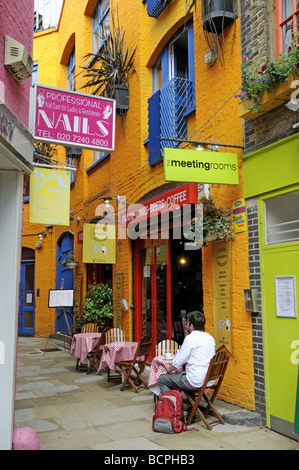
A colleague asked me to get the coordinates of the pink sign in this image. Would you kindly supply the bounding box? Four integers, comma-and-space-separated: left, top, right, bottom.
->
31, 84, 116, 151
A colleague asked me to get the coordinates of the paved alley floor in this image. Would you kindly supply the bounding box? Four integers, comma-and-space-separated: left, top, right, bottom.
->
14, 337, 298, 452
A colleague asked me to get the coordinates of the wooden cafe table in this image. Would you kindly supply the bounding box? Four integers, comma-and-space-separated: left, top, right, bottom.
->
70, 332, 102, 364
98, 341, 139, 373
148, 354, 183, 396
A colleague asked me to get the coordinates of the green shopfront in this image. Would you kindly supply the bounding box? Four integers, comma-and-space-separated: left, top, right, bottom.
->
243, 133, 299, 439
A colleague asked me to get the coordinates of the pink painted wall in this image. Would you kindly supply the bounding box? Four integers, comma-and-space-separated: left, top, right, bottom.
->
0, 0, 34, 128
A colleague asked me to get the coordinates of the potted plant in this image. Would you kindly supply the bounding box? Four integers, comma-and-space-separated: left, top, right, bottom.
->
82, 283, 113, 329
58, 251, 78, 269
81, 19, 136, 112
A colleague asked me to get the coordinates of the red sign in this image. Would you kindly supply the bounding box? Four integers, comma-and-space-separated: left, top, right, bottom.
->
120, 183, 198, 225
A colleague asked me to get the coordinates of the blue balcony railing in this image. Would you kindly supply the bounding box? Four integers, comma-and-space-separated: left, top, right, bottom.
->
147, 0, 171, 18
148, 78, 194, 166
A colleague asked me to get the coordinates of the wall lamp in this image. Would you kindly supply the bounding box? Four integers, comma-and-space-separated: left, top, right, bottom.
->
102, 196, 127, 208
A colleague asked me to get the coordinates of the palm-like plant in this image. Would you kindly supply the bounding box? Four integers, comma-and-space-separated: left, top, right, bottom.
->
81, 23, 136, 98
185, 0, 196, 18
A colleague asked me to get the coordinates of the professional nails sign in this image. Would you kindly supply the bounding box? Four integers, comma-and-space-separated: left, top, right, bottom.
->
30, 84, 116, 151
163, 148, 239, 185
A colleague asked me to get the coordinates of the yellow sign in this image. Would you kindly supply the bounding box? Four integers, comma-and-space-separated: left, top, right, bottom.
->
163, 148, 239, 185
83, 223, 116, 264
232, 199, 247, 233
212, 240, 233, 354
29, 168, 70, 225
115, 272, 123, 328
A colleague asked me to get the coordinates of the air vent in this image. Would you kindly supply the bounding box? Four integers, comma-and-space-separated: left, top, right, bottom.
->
4, 36, 33, 84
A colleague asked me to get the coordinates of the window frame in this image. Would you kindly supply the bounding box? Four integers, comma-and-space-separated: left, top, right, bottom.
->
276, 0, 299, 54
67, 47, 75, 91
92, 0, 110, 54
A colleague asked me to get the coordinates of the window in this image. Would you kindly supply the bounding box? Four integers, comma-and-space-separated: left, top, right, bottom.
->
67, 47, 75, 90
152, 23, 195, 96
32, 61, 38, 85
93, 0, 110, 53
264, 191, 299, 245
276, 0, 299, 54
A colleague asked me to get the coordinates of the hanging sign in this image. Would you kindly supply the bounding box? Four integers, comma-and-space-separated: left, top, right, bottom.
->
30, 84, 116, 152
29, 167, 70, 225
212, 239, 233, 354
232, 198, 247, 233
163, 148, 239, 185
83, 223, 116, 264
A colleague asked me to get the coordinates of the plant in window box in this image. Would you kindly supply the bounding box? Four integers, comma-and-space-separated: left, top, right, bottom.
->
82, 283, 113, 329
81, 19, 136, 112
58, 251, 78, 269
236, 33, 299, 116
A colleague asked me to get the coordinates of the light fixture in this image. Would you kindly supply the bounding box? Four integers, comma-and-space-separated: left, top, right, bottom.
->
196, 144, 205, 151
179, 257, 186, 265
102, 196, 126, 208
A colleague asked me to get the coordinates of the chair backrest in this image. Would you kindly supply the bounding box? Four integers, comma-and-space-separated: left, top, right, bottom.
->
155, 340, 180, 356
134, 335, 153, 364
106, 328, 125, 343
94, 326, 111, 349
204, 350, 229, 390
81, 323, 99, 333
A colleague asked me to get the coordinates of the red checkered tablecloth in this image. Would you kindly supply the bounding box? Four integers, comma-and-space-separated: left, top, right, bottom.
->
148, 355, 183, 395
70, 333, 102, 363
98, 341, 138, 372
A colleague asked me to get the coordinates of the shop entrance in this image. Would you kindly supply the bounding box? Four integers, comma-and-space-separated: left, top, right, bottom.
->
135, 235, 203, 359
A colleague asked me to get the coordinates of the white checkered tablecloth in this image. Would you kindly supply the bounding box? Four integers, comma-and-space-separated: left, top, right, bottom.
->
148, 355, 183, 395
98, 341, 138, 372
70, 333, 102, 363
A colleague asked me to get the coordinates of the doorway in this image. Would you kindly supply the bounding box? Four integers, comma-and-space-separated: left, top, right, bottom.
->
56, 233, 74, 336
18, 261, 35, 335
261, 189, 299, 438
135, 234, 203, 359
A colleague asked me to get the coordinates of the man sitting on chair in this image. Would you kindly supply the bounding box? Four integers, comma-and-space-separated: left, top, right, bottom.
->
158, 310, 215, 396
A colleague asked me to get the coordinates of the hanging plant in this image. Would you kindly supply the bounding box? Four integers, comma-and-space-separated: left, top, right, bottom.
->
186, 195, 233, 246
58, 251, 78, 269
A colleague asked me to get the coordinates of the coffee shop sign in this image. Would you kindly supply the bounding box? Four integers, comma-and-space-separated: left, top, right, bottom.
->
30, 84, 116, 152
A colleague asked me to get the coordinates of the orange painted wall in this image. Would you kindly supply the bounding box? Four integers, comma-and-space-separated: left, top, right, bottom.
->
26, 0, 254, 409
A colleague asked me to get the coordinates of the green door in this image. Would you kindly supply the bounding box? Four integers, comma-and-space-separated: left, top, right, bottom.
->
261, 190, 299, 438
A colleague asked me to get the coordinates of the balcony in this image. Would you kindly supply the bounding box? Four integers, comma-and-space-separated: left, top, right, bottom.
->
148, 78, 194, 166
146, 0, 171, 18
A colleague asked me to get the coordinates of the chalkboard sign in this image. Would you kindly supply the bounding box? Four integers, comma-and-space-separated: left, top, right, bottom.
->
48, 289, 74, 308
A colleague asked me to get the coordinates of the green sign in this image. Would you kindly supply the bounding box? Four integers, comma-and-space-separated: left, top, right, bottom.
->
163, 148, 239, 185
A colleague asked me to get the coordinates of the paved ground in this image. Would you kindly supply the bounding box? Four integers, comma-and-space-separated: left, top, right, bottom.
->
14, 337, 298, 452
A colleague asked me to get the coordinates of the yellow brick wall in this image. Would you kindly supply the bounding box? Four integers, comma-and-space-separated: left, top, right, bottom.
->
27, 0, 254, 409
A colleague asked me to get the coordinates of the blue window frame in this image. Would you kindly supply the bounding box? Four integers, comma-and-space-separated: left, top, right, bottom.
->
148, 23, 195, 166
93, 0, 110, 53
67, 47, 75, 91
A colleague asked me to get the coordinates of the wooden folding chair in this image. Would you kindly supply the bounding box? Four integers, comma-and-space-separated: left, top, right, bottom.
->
76, 323, 99, 369
155, 339, 180, 357
105, 328, 125, 382
185, 350, 229, 429
86, 326, 111, 374
116, 335, 153, 392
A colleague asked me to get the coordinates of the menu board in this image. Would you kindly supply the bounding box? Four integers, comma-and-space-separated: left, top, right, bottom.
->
48, 289, 74, 308
275, 276, 297, 318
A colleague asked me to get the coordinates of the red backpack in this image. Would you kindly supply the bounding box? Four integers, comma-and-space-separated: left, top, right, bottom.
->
152, 390, 184, 434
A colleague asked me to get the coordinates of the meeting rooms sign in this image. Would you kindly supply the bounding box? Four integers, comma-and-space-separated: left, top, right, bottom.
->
163, 148, 239, 185
30, 84, 116, 152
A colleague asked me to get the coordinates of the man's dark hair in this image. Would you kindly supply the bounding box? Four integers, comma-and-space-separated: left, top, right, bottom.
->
187, 310, 205, 331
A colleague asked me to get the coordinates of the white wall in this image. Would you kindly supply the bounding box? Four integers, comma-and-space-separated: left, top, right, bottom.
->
0, 171, 24, 450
